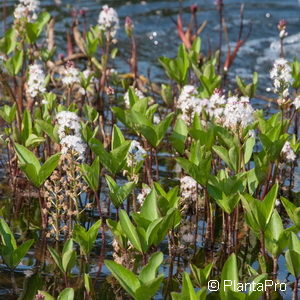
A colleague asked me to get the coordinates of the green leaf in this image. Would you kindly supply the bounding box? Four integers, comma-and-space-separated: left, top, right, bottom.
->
81, 157, 100, 192
61, 239, 76, 273
35, 120, 59, 143
281, 197, 300, 229
139, 252, 163, 284
14, 143, 40, 172
170, 118, 188, 154
135, 276, 164, 300
0, 104, 17, 124
112, 125, 125, 150
213, 145, 232, 170
89, 138, 130, 174
5, 50, 24, 75
139, 189, 159, 222
190, 263, 213, 288
154, 112, 174, 147
0, 28, 17, 54
265, 211, 286, 258
105, 260, 140, 298
286, 249, 300, 278
242, 184, 278, 232
57, 288, 74, 300
38, 153, 61, 186
49, 247, 64, 273
119, 210, 143, 253
0, 219, 16, 250
26, 12, 51, 43
73, 219, 101, 256
244, 137, 255, 164
171, 272, 205, 300
105, 175, 135, 208
220, 253, 239, 300
62, 249, 76, 274
25, 134, 45, 148
11, 239, 34, 268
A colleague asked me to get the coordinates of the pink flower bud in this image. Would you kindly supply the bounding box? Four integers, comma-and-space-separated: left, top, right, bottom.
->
125, 16, 134, 37
277, 19, 287, 31
190, 4, 198, 14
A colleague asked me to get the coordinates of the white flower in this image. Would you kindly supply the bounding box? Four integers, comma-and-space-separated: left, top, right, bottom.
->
60, 135, 86, 159
153, 114, 161, 124
223, 96, 255, 129
27, 64, 46, 98
270, 58, 292, 98
137, 187, 151, 205
56, 111, 86, 160
294, 96, 300, 110
14, 5, 27, 19
98, 5, 119, 38
127, 140, 147, 166
56, 111, 81, 139
177, 85, 208, 125
279, 29, 288, 39
281, 141, 296, 162
207, 90, 226, 119
180, 176, 201, 201
62, 65, 80, 86
124, 88, 144, 107
14, 0, 39, 21
20, 0, 40, 11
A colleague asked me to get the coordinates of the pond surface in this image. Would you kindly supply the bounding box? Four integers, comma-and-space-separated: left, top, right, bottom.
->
0, 0, 300, 299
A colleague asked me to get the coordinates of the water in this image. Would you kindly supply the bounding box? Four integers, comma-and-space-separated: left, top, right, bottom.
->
1, 0, 300, 299
2, 0, 300, 89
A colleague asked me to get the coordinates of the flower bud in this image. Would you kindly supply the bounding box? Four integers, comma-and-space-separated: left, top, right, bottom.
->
215, 0, 223, 10
79, 9, 86, 17
277, 19, 287, 31
190, 4, 198, 14
125, 16, 134, 37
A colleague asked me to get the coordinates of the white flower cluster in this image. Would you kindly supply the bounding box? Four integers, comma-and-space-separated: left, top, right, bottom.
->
222, 96, 255, 129
177, 86, 229, 125
27, 64, 46, 98
127, 140, 147, 167
56, 111, 86, 159
124, 88, 144, 107
98, 5, 119, 38
180, 176, 201, 208
206, 90, 226, 119
270, 58, 293, 98
177, 85, 206, 125
137, 187, 151, 205
281, 141, 296, 162
56, 111, 81, 139
60, 135, 87, 159
62, 64, 80, 86
14, 0, 40, 21
293, 96, 300, 110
